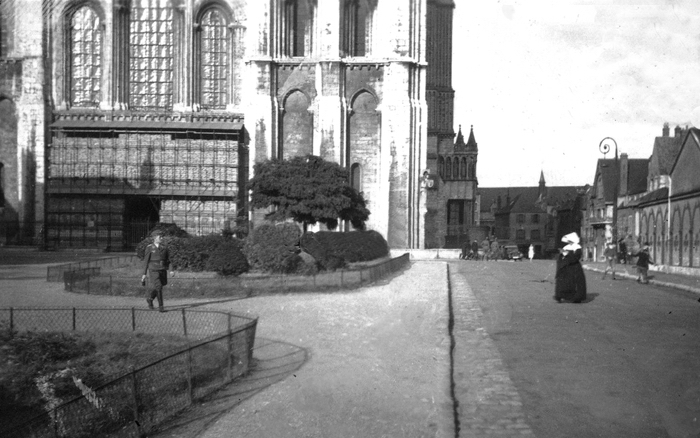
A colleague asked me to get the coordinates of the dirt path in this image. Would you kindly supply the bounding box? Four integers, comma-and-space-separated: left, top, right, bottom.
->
153, 261, 455, 438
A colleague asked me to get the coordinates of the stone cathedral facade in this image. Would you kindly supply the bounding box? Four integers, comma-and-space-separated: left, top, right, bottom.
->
0, 0, 460, 249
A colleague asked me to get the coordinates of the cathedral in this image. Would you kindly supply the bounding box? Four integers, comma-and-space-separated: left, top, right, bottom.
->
0, 0, 471, 249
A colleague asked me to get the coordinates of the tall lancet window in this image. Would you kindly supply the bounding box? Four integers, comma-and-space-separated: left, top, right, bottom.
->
0, 0, 11, 57
284, 0, 312, 57
342, 0, 371, 56
129, 0, 174, 110
199, 7, 229, 110
70, 6, 102, 107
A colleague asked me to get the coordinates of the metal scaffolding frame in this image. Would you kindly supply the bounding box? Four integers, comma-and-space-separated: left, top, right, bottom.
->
46, 122, 247, 249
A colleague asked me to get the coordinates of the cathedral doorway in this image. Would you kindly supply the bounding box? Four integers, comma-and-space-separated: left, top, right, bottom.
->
124, 196, 160, 248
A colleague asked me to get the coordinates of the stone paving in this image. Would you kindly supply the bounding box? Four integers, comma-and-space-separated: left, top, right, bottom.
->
448, 265, 535, 437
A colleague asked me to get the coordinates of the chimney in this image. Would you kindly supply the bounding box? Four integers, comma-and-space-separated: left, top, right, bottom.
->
662, 122, 670, 137
619, 153, 629, 195
675, 125, 682, 137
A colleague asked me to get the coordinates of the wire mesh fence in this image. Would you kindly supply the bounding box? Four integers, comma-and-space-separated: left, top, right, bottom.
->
62, 253, 412, 296
0, 307, 257, 438
47, 255, 139, 282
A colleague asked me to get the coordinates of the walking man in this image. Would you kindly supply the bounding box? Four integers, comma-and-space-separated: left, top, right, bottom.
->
142, 231, 170, 312
601, 241, 617, 280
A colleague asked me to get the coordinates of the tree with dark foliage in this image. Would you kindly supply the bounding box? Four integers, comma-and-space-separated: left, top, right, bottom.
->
247, 155, 370, 230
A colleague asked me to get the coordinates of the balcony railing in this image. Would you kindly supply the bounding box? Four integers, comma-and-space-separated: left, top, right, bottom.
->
588, 214, 614, 226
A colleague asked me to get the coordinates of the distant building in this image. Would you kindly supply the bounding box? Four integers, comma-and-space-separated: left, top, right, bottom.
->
583, 152, 649, 261
582, 122, 700, 271
635, 126, 700, 269
478, 172, 584, 258
425, 125, 479, 248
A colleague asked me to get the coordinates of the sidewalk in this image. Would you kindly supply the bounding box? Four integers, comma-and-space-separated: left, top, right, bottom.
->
583, 262, 700, 296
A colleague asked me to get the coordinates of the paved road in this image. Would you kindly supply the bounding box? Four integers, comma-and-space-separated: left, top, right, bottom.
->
450, 260, 700, 438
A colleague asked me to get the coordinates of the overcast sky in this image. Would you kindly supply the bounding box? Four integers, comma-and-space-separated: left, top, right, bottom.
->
452, 0, 700, 187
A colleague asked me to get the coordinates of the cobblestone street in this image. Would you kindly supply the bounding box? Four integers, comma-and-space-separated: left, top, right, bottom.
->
451, 259, 700, 438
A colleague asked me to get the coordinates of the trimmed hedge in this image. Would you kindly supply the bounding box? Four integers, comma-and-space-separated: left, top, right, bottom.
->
300, 230, 389, 270
243, 222, 302, 273
206, 239, 249, 276
136, 228, 248, 276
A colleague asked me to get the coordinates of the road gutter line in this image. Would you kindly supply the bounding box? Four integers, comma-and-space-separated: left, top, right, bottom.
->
446, 263, 461, 437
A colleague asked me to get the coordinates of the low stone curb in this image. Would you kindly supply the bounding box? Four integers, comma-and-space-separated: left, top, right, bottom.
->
583, 265, 700, 297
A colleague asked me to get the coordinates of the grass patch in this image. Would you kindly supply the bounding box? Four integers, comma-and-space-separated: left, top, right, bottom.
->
0, 328, 197, 432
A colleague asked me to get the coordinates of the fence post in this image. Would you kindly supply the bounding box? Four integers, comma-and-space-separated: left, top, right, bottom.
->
72, 308, 76, 331
130, 367, 140, 436
186, 347, 194, 403
247, 321, 257, 368
181, 308, 188, 338
131, 307, 136, 332
227, 315, 233, 382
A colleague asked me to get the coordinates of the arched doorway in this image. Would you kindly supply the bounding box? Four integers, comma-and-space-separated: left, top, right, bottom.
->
347, 90, 379, 231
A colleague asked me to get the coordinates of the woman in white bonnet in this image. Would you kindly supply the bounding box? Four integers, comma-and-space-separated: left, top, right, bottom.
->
554, 232, 587, 303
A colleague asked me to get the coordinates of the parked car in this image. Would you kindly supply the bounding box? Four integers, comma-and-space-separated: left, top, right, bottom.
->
504, 245, 523, 261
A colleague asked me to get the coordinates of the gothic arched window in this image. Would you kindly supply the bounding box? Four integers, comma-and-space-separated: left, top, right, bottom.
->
350, 163, 361, 192
129, 0, 174, 110
342, 0, 372, 56
70, 6, 102, 107
198, 7, 230, 110
0, 4, 12, 57
446, 157, 452, 179
453, 157, 459, 180
460, 157, 467, 179
438, 156, 444, 178
284, 0, 313, 57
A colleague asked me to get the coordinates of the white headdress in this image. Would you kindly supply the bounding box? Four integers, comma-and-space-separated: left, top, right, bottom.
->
561, 232, 581, 252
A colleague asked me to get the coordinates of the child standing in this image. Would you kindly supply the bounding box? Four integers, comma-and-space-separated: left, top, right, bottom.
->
601, 241, 617, 280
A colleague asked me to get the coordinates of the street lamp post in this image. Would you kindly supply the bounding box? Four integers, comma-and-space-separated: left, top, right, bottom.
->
599, 137, 619, 245
667, 175, 672, 265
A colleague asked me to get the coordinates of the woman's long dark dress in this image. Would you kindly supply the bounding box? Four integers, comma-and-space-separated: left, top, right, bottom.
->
555, 248, 587, 302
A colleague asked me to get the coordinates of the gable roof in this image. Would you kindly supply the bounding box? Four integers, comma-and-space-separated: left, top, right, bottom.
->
650, 132, 685, 176
626, 158, 649, 196
595, 159, 619, 203
479, 186, 582, 214
670, 128, 700, 175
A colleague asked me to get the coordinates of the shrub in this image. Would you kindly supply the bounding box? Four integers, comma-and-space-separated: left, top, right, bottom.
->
206, 239, 249, 276
300, 230, 389, 270
280, 254, 304, 274
136, 230, 249, 276
243, 222, 301, 273
168, 234, 225, 271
